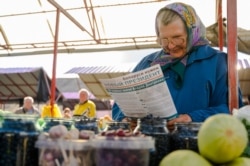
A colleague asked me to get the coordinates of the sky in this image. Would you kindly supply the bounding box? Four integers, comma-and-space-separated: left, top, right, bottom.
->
0, 0, 249, 78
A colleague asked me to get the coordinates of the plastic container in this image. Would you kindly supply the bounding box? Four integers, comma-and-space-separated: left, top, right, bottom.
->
133, 116, 170, 166
35, 138, 94, 166
0, 114, 40, 166
170, 122, 202, 152
93, 136, 155, 166
103, 121, 131, 132
42, 118, 74, 132
0, 114, 40, 132
74, 118, 98, 134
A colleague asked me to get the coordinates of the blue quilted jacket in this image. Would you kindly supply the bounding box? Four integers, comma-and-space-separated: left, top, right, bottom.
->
112, 45, 243, 122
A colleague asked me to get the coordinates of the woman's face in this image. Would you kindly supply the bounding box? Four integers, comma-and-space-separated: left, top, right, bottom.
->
79, 92, 88, 103
158, 18, 188, 58
23, 99, 32, 109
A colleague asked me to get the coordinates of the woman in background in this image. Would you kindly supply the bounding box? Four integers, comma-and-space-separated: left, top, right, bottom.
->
73, 88, 96, 118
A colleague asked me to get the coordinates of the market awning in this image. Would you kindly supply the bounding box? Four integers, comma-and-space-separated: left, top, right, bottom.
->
239, 69, 250, 96
66, 64, 135, 99
238, 58, 250, 98
0, 67, 61, 102
206, 21, 250, 55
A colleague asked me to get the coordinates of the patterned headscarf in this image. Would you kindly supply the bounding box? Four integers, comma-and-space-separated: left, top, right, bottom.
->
151, 3, 209, 88
158, 2, 209, 52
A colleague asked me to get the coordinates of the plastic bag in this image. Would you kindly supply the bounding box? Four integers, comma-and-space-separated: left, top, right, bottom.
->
233, 105, 250, 123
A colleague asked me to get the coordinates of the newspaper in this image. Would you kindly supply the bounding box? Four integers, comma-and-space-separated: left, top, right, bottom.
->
100, 64, 177, 119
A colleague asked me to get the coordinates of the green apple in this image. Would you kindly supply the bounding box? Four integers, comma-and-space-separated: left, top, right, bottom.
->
159, 149, 212, 166
224, 157, 250, 166
198, 114, 248, 164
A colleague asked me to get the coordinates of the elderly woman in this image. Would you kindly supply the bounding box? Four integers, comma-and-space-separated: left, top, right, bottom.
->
112, 2, 243, 130
73, 88, 96, 118
15, 96, 40, 116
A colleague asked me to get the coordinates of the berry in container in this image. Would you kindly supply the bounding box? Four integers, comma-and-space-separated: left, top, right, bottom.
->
92, 134, 155, 166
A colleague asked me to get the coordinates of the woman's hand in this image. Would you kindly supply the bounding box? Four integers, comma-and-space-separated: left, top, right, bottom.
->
167, 114, 192, 131
122, 117, 137, 131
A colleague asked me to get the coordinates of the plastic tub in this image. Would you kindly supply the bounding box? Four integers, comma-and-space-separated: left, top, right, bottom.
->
103, 121, 131, 132
0, 114, 40, 165
73, 118, 98, 134
93, 136, 155, 166
35, 138, 93, 166
42, 118, 74, 132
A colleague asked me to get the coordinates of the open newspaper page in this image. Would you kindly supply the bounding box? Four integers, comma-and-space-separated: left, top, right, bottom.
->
100, 64, 177, 119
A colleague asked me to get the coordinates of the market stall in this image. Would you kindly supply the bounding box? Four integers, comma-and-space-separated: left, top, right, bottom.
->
0, 0, 249, 166
0, 67, 62, 103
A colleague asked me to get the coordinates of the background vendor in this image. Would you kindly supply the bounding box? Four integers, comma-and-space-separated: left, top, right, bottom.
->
73, 88, 96, 118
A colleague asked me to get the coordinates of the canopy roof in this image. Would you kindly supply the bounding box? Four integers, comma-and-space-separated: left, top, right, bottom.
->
0, 0, 167, 56
66, 64, 135, 99
1, 0, 250, 56
0, 67, 61, 102
206, 21, 250, 55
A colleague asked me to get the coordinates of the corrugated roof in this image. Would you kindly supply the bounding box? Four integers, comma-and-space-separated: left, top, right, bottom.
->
0, 67, 61, 102
238, 59, 250, 69
66, 64, 135, 74
0, 67, 40, 74
66, 64, 135, 99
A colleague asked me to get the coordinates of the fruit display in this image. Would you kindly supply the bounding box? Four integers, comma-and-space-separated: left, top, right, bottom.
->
159, 149, 212, 166
0, 114, 40, 166
36, 125, 95, 166
1, 112, 250, 166
240, 119, 250, 157
198, 114, 248, 164
73, 117, 98, 134
233, 106, 250, 158
170, 122, 201, 152
97, 115, 113, 131
223, 157, 250, 166
42, 118, 74, 132
93, 128, 155, 166
103, 121, 131, 132
159, 114, 250, 166
133, 115, 170, 166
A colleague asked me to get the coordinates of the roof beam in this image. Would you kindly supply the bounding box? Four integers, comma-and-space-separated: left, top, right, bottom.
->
83, 0, 101, 43
48, 0, 97, 42
0, 25, 12, 50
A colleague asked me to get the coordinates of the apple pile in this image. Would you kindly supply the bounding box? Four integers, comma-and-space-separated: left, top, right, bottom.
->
159, 114, 250, 166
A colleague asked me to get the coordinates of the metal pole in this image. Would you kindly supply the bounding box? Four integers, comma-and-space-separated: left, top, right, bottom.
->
50, 8, 60, 117
227, 0, 238, 112
217, 0, 224, 51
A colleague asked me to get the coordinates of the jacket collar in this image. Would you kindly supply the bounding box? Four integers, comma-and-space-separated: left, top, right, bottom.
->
146, 49, 165, 63
148, 45, 219, 65
187, 45, 219, 65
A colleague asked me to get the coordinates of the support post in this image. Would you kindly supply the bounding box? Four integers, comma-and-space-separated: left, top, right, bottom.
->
50, 8, 60, 117
227, 0, 238, 112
